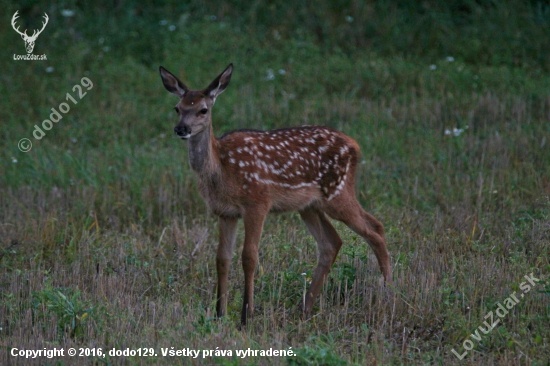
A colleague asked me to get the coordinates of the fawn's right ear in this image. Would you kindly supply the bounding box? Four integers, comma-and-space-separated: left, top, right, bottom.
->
159, 66, 189, 98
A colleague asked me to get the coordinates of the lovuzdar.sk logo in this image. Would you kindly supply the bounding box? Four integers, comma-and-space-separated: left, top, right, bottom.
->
12, 10, 48, 61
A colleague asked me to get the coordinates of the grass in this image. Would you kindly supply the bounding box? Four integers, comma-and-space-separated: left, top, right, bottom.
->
1, 1, 550, 365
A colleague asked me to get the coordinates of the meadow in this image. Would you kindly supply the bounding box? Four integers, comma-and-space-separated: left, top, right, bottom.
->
1, 1, 549, 365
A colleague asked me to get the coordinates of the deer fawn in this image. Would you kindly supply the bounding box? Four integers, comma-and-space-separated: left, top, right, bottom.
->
159, 63, 391, 325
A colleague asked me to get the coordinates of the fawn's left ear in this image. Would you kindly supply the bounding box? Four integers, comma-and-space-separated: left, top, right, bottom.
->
159, 66, 189, 98
206, 63, 233, 102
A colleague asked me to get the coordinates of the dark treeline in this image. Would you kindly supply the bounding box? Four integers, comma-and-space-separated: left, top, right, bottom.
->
7, 0, 550, 69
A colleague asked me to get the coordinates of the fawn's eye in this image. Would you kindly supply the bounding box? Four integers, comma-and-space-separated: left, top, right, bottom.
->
174, 107, 178, 113
200, 108, 208, 115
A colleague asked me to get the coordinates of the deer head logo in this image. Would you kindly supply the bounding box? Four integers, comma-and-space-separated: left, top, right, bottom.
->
11, 11, 49, 54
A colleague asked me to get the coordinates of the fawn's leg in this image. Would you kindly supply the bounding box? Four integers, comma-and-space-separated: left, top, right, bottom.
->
326, 198, 391, 282
216, 216, 238, 318
240, 206, 268, 325
299, 207, 343, 317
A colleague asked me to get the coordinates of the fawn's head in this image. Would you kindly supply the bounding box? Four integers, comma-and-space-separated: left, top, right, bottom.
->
159, 64, 233, 139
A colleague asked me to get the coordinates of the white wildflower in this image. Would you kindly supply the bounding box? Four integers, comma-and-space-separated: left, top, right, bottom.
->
445, 125, 469, 137
453, 128, 464, 136
61, 9, 75, 17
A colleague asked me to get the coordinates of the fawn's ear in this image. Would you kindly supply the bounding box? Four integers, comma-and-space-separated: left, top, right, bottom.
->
206, 63, 233, 102
159, 66, 189, 98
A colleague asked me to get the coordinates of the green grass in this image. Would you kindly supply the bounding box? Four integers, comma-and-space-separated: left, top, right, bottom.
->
1, 1, 550, 365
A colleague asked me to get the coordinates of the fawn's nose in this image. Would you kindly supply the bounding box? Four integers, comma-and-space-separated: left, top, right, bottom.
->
174, 124, 191, 139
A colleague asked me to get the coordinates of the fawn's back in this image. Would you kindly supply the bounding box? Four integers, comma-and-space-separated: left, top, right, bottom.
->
212, 125, 360, 214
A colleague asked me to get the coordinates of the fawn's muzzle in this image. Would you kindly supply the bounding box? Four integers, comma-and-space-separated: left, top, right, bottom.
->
174, 124, 191, 139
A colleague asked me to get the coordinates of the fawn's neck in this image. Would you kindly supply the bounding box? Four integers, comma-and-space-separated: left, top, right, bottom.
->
188, 124, 221, 182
